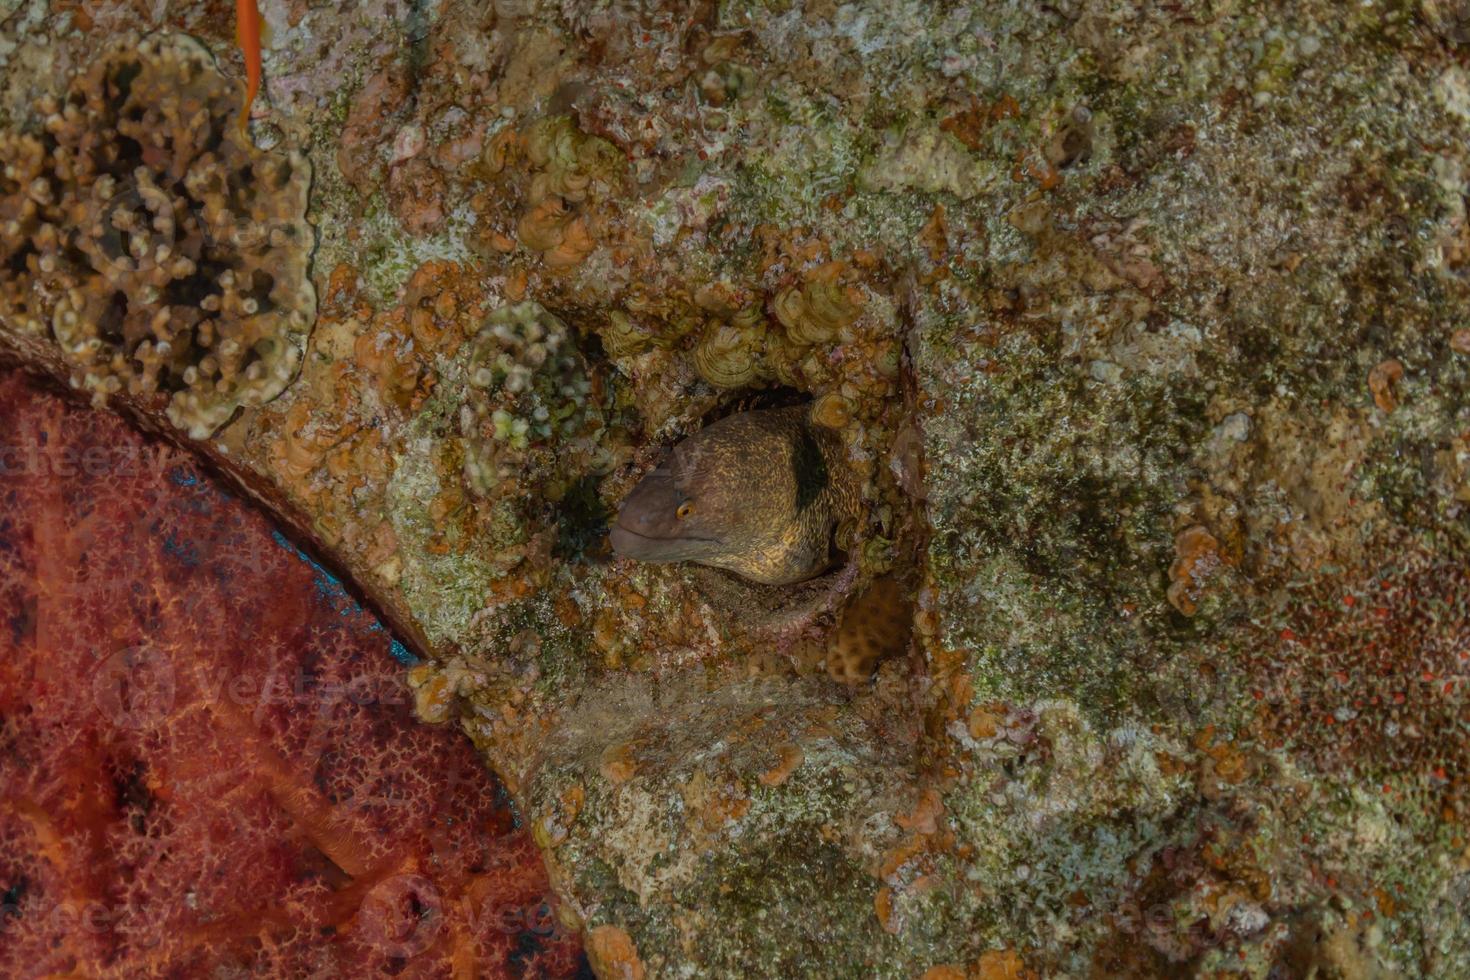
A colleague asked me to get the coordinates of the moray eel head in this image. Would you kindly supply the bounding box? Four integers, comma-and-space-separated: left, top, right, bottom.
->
610, 405, 857, 585
608, 454, 729, 564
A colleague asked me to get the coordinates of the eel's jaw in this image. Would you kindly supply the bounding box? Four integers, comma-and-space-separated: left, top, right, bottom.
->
608, 522, 677, 562
609, 522, 724, 563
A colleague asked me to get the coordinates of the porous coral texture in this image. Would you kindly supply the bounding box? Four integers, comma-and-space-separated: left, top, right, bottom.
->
0, 31, 314, 438
0, 372, 583, 978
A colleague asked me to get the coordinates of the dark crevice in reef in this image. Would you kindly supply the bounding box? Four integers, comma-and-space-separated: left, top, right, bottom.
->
553, 471, 613, 563
671, 357, 929, 686
400, 0, 436, 103
696, 384, 812, 426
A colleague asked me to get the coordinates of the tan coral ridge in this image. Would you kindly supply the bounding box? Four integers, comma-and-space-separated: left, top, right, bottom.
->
0, 31, 315, 438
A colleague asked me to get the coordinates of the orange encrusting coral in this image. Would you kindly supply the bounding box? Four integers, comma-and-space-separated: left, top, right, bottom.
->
0, 372, 585, 978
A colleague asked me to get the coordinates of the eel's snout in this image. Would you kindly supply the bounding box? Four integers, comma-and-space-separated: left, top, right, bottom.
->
607, 522, 640, 557
609, 466, 680, 561
608, 520, 662, 560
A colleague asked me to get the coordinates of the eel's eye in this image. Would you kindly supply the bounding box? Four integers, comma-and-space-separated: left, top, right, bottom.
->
676, 501, 695, 520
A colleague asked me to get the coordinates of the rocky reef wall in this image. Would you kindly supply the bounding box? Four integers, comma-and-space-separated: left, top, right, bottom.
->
2, 0, 1468, 975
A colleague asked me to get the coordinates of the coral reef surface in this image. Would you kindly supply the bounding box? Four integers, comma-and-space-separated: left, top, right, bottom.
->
2, 1, 1470, 976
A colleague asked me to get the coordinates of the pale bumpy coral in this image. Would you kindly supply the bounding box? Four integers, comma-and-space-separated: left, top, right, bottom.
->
0, 32, 314, 438
461, 300, 600, 495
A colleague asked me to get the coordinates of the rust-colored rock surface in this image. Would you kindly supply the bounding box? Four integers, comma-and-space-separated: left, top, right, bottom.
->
0, 371, 584, 978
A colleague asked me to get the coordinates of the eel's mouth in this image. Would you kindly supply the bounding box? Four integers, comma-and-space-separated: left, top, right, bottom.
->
609, 522, 723, 561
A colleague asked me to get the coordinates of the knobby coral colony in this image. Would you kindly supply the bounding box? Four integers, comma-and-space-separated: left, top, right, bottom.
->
461, 300, 603, 499
0, 31, 315, 438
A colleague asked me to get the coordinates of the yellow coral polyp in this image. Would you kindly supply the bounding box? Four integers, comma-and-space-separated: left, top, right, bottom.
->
530, 168, 591, 205
523, 115, 622, 205
524, 117, 582, 173
517, 197, 569, 251
510, 116, 621, 268
354, 329, 421, 412
543, 216, 594, 268
810, 391, 853, 430
479, 127, 520, 175
601, 311, 655, 359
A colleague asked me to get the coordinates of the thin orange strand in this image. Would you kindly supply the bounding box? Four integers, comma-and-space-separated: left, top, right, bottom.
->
236, 0, 262, 132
